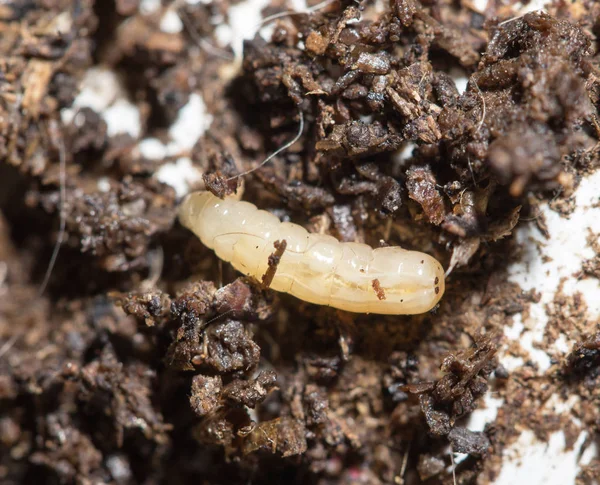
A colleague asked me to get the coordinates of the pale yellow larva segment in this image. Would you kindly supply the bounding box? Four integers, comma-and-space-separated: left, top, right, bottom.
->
268, 222, 310, 294
182, 193, 253, 249
178, 191, 446, 315
285, 234, 344, 307
237, 209, 282, 278
212, 200, 258, 262
178, 191, 215, 242
329, 243, 374, 313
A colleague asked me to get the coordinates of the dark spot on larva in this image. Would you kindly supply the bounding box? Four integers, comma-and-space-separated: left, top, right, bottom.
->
359, 268, 365, 273
256, 245, 259, 249
261, 239, 287, 289
435, 287, 440, 294
401, 299, 404, 302
371, 279, 386, 300
435, 277, 439, 284
421, 260, 424, 264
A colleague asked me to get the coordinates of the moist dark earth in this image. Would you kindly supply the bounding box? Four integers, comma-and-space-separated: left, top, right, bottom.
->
1, 0, 600, 484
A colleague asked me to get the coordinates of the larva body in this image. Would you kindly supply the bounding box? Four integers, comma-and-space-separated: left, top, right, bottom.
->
179, 192, 445, 315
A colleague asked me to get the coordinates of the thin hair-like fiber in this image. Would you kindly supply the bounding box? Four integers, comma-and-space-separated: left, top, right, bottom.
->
0, 332, 18, 359
520, 187, 564, 221
256, 0, 337, 28
0, 122, 67, 360
498, 8, 546, 26
179, 0, 336, 64
140, 247, 164, 290
204, 309, 235, 326
474, 81, 486, 135
179, 8, 235, 61
226, 108, 304, 181
450, 448, 457, 485
38, 124, 67, 297
399, 441, 411, 483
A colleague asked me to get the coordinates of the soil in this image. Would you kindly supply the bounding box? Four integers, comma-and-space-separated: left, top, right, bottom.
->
1, 0, 599, 484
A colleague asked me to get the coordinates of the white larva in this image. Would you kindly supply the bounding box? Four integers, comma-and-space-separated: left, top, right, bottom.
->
178, 191, 445, 315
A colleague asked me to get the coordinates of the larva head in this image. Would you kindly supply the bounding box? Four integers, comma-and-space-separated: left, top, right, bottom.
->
418, 254, 445, 311
369, 248, 445, 315
178, 191, 214, 233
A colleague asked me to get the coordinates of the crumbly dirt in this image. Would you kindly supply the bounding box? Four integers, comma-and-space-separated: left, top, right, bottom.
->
1, 0, 599, 484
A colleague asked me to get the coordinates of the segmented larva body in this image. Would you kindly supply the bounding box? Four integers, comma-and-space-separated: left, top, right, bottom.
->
179, 192, 445, 315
